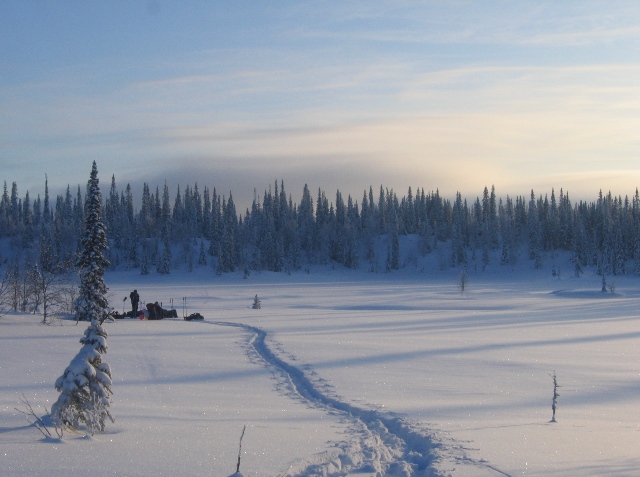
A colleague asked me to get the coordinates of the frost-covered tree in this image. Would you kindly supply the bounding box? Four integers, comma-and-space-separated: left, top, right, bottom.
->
198, 239, 207, 265
155, 182, 172, 274
51, 317, 114, 433
5, 260, 22, 312
0, 268, 12, 314
28, 249, 74, 324
217, 194, 237, 273
157, 239, 171, 274
52, 162, 113, 433
74, 161, 110, 322
7, 170, 640, 277
140, 241, 150, 275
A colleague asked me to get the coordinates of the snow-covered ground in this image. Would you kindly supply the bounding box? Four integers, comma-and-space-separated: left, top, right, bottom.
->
1, 258, 639, 476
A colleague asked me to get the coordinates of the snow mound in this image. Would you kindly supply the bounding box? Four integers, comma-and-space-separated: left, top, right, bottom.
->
550, 289, 620, 299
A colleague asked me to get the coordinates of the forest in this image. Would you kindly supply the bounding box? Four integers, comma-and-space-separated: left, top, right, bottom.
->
0, 175, 639, 280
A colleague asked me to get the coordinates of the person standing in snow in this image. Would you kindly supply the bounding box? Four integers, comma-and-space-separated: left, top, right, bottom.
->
130, 289, 140, 316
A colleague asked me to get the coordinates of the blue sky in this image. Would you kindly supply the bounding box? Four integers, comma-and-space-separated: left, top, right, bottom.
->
2, 1, 640, 210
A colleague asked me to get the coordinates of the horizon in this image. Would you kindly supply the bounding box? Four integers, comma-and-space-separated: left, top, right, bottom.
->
3, 171, 640, 216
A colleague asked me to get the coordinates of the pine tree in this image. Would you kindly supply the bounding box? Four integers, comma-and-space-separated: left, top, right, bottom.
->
21, 190, 34, 248
157, 183, 172, 274
52, 161, 113, 433
10, 181, 19, 229
386, 208, 400, 271
198, 239, 207, 265
74, 161, 110, 322
298, 184, 315, 254
0, 181, 11, 234
140, 241, 150, 275
51, 317, 114, 433
528, 190, 543, 268
43, 175, 51, 226
451, 193, 467, 266
157, 239, 171, 274
202, 186, 211, 238
217, 195, 237, 273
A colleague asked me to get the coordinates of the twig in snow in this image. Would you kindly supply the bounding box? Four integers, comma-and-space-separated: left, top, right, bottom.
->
14, 393, 63, 439
236, 425, 246, 474
549, 370, 561, 422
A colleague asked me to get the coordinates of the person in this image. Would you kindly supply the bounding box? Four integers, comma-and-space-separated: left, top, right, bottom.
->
130, 289, 140, 316
147, 302, 163, 320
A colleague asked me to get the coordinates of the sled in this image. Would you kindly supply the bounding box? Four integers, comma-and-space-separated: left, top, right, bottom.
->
161, 308, 178, 318
184, 312, 204, 321
109, 310, 139, 319
145, 302, 178, 320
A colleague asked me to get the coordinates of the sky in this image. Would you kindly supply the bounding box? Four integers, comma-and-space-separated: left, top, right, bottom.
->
2, 1, 640, 211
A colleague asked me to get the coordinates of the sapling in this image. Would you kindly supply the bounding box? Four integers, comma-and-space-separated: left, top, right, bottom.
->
550, 370, 560, 422
15, 393, 63, 439
458, 268, 468, 295
252, 294, 261, 309
228, 425, 246, 477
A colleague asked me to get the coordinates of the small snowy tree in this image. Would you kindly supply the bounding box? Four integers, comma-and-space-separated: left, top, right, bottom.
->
252, 294, 261, 309
51, 317, 113, 433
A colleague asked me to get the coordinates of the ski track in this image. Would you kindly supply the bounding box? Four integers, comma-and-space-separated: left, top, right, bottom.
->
193, 320, 511, 477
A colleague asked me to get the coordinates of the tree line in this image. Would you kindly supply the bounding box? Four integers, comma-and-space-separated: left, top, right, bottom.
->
1, 176, 639, 280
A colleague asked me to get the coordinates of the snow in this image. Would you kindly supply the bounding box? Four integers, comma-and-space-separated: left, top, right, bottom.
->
1, 257, 639, 476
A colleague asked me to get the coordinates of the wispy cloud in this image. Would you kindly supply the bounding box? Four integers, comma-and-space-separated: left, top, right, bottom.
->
3, 2, 640, 204
284, 1, 640, 48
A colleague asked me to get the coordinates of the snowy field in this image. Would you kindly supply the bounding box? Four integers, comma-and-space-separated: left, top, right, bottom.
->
1, 260, 639, 476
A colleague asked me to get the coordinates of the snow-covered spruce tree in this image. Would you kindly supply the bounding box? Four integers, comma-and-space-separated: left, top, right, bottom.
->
140, 241, 150, 275
51, 161, 113, 433
51, 317, 114, 433
157, 182, 172, 274
74, 161, 110, 323
198, 239, 207, 265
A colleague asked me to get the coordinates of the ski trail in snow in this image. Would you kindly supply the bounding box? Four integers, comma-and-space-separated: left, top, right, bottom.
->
203, 320, 510, 477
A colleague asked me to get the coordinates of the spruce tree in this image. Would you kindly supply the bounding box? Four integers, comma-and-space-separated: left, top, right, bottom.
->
198, 239, 207, 265
157, 240, 171, 274
52, 161, 113, 433
140, 241, 150, 275
157, 182, 172, 274
74, 161, 110, 322
298, 184, 315, 254
390, 229, 400, 270
51, 317, 114, 433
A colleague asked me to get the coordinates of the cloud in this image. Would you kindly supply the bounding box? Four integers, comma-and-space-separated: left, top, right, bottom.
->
284, 2, 640, 48
3, 16, 640, 208
117, 106, 640, 211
